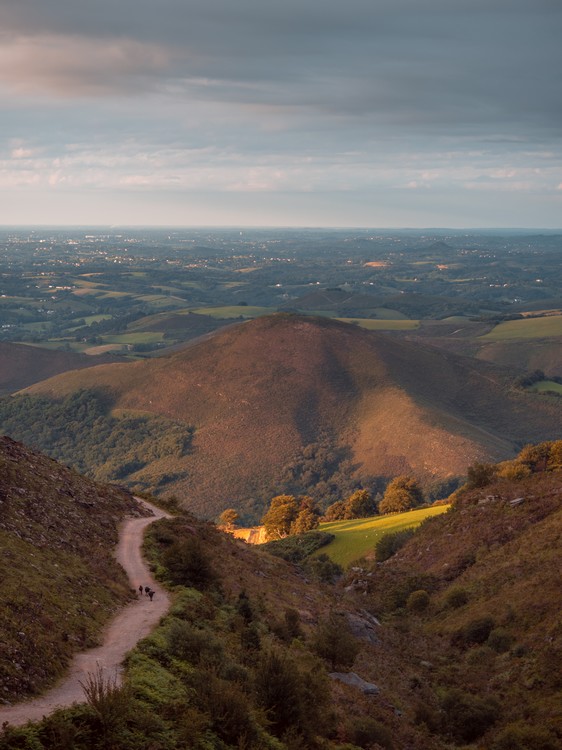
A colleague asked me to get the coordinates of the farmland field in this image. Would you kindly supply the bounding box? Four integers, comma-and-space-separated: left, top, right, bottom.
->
318, 505, 450, 567
480, 315, 562, 340
189, 305, 272, 318
530, 380, 562, 394
338, 317, 419, 331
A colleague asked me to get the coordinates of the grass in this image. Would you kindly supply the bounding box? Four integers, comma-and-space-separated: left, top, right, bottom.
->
480, 314, 562, 340
337, 318, 420, 331
529, 380, 562, 394
104, 332, 165, 345
318, 505, 450, 567
189, 305, 273, 318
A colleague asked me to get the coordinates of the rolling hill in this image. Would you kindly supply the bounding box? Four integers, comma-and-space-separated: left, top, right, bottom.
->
12, 314, 562, 519
0, 341, 123, 395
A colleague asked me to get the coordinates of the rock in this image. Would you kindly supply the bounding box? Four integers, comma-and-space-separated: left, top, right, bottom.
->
329, 671, 380, 695
345, 612, 379, 644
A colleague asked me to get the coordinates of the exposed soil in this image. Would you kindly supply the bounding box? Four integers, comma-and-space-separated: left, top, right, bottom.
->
0, 499, 170, 728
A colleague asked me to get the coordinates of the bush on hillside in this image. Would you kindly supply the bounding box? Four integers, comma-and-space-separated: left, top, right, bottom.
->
302, 553, 343, 584
453, 616, 495, 647
261, 531, 334, 563
343, 716, 394, 749
491, 722, 560, 750
444, 586, 470, 609
312, 611, 360, 670
440, 688, 500, 743
162, 537, 217, 591
375, 528, 415, 562
466, 462, 497, 489
406, 589, 430, 613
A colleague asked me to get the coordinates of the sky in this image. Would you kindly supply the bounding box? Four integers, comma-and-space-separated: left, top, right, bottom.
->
1, 0, 561, 228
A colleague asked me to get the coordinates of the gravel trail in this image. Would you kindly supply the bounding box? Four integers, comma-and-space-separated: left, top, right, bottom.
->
0, 499, 171, 728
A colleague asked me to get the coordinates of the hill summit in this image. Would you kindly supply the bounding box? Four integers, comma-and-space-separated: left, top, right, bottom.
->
15, 314, 562, 519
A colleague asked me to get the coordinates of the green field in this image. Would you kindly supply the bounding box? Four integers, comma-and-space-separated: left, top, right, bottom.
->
338, 317, 420, 331
189, 305, 273, 318
480, 315, 562, 340
530, 380, 562, 395
318, 505, 450, 567
104, 332, 165, 345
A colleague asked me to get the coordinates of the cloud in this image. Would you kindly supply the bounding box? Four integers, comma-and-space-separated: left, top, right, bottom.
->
0, 1, 561, 225
0, 33, 176, 96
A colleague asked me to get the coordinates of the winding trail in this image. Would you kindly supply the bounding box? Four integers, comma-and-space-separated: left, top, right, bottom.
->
0, 499, 171, 728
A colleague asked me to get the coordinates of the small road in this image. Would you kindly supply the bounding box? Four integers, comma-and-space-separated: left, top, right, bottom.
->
0, 499, 171, 728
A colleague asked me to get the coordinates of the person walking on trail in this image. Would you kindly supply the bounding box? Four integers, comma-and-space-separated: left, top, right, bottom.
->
144, 586, 150, 595
148, 590, 155, 601
138, 585, 144, 596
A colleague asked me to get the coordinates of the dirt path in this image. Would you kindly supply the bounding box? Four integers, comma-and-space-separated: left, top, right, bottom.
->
0, 499, 171, 728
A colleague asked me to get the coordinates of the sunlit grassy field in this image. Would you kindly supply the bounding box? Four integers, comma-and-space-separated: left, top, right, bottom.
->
530, 380, 562, 394
480, 315, 562, 340
318, 505, 450, 567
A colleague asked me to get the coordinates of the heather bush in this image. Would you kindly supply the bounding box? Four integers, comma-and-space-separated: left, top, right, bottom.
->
440, 688, 500, 743
375, 528, 415, 561
406, 589, 430, 613
491, 722, 560, 750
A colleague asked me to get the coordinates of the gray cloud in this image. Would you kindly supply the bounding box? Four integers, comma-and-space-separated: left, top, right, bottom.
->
0, 1, 561, 226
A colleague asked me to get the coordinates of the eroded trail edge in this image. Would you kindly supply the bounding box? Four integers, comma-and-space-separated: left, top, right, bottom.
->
0, 499, 171, 727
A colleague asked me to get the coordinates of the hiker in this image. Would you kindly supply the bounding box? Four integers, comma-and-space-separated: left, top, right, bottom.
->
138, 585, 143, 596
145, 586, 150, 595
148, 589, 155, 601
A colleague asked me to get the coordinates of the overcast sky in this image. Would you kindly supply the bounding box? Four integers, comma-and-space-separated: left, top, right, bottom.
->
1, 0, 561, 228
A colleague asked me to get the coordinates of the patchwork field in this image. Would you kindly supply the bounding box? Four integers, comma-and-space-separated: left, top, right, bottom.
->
481, 314, 562, 340
319, 505, 450, 567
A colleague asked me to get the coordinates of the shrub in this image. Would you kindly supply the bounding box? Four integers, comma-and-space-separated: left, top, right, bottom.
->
166, 619, 223, 666
344, 716, 394, 749
491, 722, 560, 750
375, 528, 415, 562
440, 688, 500, 743
444, 586, 469, 609
496, 461, 531, 482
406, 589, 430, 613
487, 627, 513, 654
302, 553, 343, 584
453, 616, 495, 648
162, 537, 217, 590
466, 462, 497, 489
312, 611, 360, 671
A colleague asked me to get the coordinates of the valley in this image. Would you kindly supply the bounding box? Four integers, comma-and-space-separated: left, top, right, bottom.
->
0, 228, 560, 749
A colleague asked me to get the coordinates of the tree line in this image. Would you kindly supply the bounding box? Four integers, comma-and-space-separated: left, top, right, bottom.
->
220, 474, 426, 541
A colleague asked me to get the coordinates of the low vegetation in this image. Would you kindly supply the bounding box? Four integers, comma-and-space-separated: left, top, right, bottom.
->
0, 436, 142, 701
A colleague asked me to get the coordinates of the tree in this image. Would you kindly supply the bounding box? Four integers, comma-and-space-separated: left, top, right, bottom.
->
379, 475, 423, 514
312, 611, 360, 671
261, 495, 298, 540
291, 495, 321, 534
343, 489, 376, 519
218, 508, 239, 531
323, 500, 346, 521
466, 462, 497, 489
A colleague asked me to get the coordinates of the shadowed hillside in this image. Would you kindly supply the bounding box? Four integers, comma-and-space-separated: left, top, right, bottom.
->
0, 341, 122, 395
0, 436, 144, 701
350, 461, 562, 748
14, 314, 562, 519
